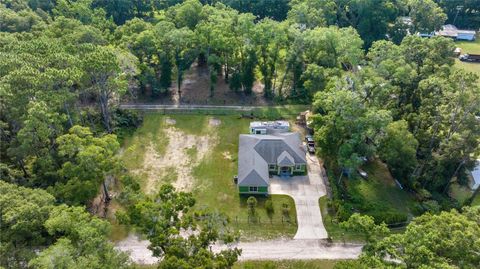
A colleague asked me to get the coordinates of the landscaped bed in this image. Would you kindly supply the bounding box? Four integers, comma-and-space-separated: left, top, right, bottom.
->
118, 114, 299, 240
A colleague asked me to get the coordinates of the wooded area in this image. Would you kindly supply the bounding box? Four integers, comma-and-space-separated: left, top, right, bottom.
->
1, 0, 479, 268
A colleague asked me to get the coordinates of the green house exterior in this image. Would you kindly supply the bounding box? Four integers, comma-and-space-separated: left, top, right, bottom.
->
237, 132, 307, 195
238, 186, 268, 194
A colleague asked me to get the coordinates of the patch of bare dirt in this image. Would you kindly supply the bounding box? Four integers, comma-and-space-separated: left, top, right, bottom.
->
209, 118, 221, 126
165, 118, 176, 125
136, 127, 216, 193
130, 62, 271, 106
222, 151, 232, 160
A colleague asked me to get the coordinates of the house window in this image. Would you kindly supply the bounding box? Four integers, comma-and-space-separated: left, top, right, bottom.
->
249, 186, 258, 192
269, 164, 276, 170
295, 164, 302, 171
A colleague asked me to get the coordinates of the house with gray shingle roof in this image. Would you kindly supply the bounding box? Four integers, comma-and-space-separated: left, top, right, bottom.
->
237, 131, 307, 194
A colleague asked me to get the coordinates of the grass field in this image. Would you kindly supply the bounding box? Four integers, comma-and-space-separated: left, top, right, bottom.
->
120, 114, 298, 240
318, 159, 415, 242
472, 193, 480, 206
347, 160, 416, 218
449, 183, 473, 205
454, 38, 480, 83
233, 260, 341, 269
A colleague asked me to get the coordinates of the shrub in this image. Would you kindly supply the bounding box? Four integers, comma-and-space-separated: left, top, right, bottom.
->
422, 199, 441, 213
265, 199, 274, 223
336, 203, 354, 222
370, 211, 407, 225
247, 196, 257, 222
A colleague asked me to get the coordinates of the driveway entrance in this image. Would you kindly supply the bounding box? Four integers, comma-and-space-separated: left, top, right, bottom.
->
269, 154, 328, 239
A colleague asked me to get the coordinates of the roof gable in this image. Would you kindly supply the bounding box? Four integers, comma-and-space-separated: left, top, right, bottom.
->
238, 169, 269, 186
277, 151, 294, 166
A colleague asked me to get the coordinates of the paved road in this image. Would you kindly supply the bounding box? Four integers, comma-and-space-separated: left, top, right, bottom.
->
269, 154, 328, 239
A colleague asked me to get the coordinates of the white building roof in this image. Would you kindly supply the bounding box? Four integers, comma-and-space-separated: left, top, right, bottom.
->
472, 160, 480, 190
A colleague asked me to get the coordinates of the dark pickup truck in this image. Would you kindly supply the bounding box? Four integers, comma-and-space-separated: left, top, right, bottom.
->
305, 135, 315, 154
459, 53, 480, 63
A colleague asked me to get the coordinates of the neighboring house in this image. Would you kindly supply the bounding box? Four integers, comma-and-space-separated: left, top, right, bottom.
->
471, 160, 480, 190
435, 24, 477, 41
237, 131, 307, 195
417, 24, 476, 41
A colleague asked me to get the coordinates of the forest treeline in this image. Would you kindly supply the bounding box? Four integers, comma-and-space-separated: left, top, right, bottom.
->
1, 0, 480, 268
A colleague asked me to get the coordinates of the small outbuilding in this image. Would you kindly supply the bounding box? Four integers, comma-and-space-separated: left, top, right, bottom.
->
249, 121, 290, 135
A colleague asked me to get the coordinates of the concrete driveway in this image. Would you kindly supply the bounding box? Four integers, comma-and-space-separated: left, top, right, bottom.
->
269, 154, 328, 239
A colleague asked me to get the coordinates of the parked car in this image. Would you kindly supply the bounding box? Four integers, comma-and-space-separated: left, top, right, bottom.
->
459, 53, 480, 62
305, 135, 315, 153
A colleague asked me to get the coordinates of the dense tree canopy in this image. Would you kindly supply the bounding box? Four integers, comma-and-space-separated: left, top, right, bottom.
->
357, 207, 480, 268
312, 35, 480, 194
118, 184, 241, 268
1, 0, 479, 267
0, 181, 130, 268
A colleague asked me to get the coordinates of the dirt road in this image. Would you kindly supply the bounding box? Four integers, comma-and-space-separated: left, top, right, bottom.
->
119, 104, 297, 111
115, 234, 362, 264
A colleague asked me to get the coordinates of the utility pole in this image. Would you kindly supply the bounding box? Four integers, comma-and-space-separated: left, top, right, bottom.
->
453, 5, 463, 26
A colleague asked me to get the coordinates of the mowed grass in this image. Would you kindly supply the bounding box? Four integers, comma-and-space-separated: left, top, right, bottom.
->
120, 114, 298, 240
319, 161, 416, 242
347, 160, 415, 217
472, 193, 480, 206
449, 183, 473, 205
233, 260, 341, 269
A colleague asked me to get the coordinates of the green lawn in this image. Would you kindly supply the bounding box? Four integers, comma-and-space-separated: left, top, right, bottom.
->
456, 39, 480, 54
233, 260, 341, 269
347, 160, 416, 218
472, 192, 480, 207
449, 183, 474, 205
119, 114, 298, 240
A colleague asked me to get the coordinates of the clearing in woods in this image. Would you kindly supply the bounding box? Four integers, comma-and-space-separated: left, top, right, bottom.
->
120, 114, 298, 240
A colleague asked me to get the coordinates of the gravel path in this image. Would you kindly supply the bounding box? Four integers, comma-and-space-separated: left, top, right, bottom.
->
214, 239, 362, 261
120, 104, 285, 111
115, 234, 362, 264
